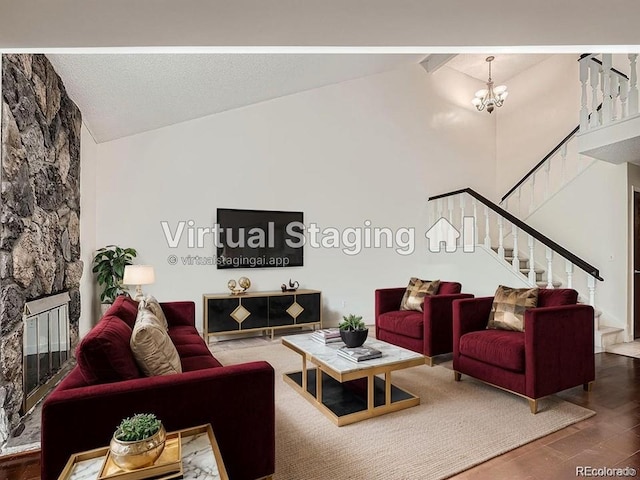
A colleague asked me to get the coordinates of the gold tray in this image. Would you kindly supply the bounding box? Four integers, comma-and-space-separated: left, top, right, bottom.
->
58, 424, 228, 480
99, 433, 182, 480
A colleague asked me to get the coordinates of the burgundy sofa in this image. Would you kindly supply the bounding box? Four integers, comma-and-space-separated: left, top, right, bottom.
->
375, 282, 474, 365
453, 289, 595, 413
41, 296, 275, 480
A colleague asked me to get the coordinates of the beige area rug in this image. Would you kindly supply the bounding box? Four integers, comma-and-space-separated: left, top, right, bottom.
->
214, 342, 595, 480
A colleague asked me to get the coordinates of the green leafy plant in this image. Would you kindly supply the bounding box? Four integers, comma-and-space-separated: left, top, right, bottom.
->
338, 314, 366, 331
114, 413, 161, 442
92, 245, 137, 303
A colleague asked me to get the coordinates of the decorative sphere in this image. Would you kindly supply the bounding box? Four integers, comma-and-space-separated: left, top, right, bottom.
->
238, 277, 251, 289
227, 279, 237, 291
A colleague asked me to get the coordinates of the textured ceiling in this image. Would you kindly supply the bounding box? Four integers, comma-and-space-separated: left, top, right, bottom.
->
47, 54, 424, 142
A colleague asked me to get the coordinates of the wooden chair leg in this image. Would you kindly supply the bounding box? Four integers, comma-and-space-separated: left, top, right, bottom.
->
454, 371, 461, 381
583, 381, 594, 392
425, 356, 434, 367
529, 398, 538, 414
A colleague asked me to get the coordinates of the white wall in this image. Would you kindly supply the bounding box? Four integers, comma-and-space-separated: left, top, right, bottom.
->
93, 64, 496, 330
496, 55, 581, 198
426, 246, 530, 297
79, 124, 98, 335
526, 161, 628, 330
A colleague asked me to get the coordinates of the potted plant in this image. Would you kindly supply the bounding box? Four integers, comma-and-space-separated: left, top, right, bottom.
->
93, 245, 137, 312
109, 413, 166, 470
338, 314, 368, 348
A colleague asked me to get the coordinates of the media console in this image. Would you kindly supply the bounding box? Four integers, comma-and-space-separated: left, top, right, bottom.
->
203, 289, 322, 340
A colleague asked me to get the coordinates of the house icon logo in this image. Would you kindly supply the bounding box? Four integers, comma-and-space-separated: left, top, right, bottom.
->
425, 217, 475, 253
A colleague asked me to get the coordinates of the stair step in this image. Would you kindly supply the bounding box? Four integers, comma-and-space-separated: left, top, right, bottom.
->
504, 257, 529, 269
536, 280, 563, 288
520, 268, 545, 281
597, 326, 624, 349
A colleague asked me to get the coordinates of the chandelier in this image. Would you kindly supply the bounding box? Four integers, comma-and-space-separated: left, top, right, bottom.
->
472, 56, 508, 113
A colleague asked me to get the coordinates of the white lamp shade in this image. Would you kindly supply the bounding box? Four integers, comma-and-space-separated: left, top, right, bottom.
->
122, 265, 155, 285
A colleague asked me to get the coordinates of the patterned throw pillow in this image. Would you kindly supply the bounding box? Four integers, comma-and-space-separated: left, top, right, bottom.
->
400, 278, 441, 312
487, 285, 539, 332
130, 307, 182, 376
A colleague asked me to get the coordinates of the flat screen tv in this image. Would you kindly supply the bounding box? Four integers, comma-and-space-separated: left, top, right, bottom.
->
216, 208, 304, 269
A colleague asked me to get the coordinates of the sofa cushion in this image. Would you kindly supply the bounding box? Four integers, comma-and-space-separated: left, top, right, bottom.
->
537, 289, 578, 308
181, 354, 223, 372
76, 315, 141, 385
104, 295, 139, 329
130, 307, 182, 376
377, 311, 424, 339
459, 330, 525, 372
487, 285, 539, 332
400, 278, 440, 312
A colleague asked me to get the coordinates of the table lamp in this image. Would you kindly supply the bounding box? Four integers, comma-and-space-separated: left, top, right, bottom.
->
122, 265, 155, 300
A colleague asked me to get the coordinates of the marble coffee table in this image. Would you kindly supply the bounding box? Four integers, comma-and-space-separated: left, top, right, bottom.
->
282, 333, 425, 426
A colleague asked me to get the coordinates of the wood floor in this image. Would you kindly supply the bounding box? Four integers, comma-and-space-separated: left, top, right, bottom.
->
2, 352, 639, 480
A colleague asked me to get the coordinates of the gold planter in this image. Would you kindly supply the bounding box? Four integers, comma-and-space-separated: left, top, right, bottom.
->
109, 425, 166, 470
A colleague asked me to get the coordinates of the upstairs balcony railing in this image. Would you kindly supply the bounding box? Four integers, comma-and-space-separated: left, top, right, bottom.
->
580, 53, 637, 132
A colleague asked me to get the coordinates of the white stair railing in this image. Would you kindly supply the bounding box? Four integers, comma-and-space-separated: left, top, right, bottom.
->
428, 189, 603, 332
579, 53, 637, 132
501, 133, 595, 219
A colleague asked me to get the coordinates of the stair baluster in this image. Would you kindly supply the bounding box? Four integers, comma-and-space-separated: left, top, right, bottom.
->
629, 54, 639, 116
448, 197, 454, 224
545, 247, 554, 288
528, 235, 536, 284
497, 217, 505, 260
611, 74, 619, 122
472, 198, 478, 245
580, 57, 589, 131
512, 225, 520, 272
620, 77, 629, 119
602, 54, 612, 124
590, 62, 600, 128
565, 259, 574, 289
484, 206, 491, 249
588, 276, 596, 307
529, 173, 536, 213
544, 160, 551, 200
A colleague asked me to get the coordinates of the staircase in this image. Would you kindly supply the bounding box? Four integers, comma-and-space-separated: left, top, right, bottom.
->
427, 188, 619, 349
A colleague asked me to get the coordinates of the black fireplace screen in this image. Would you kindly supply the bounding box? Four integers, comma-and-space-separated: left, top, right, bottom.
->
23, 302, 70, 408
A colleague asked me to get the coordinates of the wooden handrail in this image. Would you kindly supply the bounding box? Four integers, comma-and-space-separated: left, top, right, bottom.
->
428, 188, 603, 281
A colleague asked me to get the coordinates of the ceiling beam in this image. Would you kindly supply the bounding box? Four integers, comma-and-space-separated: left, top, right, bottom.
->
419, 54, 457, 73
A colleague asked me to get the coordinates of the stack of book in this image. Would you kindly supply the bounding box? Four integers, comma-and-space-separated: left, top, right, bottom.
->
337, 345, 382, 362
311, 328, 342, 344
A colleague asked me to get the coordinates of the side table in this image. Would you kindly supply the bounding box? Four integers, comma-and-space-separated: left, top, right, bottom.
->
58, 424, 228, 480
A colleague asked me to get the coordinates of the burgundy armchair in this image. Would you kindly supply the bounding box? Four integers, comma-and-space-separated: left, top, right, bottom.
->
453, 289, 595, 413
375, 282, 474, 365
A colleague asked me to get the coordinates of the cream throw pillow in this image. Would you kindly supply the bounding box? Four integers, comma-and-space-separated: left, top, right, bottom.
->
138, 295, 168, 330
487, 285, 539, 332
400, 278, 441, 312
130, 307, 182, 376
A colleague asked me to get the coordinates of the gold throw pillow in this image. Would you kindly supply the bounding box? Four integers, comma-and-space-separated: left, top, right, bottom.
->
130, 307, 182, 376
487, 285, 539, 332
400, 278, 441, 312
139, 295, 168, 330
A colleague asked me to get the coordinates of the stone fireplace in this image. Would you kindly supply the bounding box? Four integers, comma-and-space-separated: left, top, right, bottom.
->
0, 54, 82, 443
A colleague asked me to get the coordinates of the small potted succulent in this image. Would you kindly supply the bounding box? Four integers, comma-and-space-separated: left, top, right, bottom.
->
339, 314, 368, 348
109, 413, 166, 470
